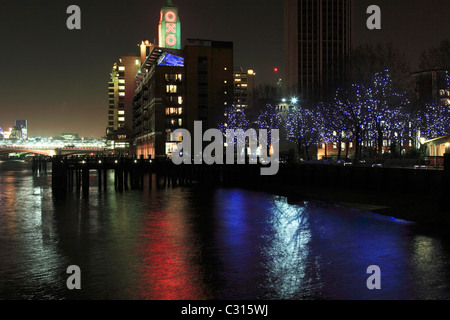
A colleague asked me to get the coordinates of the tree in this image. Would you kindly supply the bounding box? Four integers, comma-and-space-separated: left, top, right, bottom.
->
417, 104, 450, 140
283, 107, 322, 160
419, 39, 450, 70
350, 43, 412, 95
364, 70, 410, 155
256, 104, 282, 145
333, 84, 369, 161
218, 104, 249, 132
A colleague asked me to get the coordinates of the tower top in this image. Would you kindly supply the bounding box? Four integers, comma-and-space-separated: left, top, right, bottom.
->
158, 0, 181, 49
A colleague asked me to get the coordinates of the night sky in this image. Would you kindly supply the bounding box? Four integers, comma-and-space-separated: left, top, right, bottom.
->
1, 0, 449, 138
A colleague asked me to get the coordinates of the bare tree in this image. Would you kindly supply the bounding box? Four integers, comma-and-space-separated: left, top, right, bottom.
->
419, 39, 450, 71
350, 43, 412, 96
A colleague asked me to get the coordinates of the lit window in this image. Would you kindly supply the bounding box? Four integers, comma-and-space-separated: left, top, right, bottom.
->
224, 80, 227, 84
119, 86, 125, 90
136, 59, 140, 65
119, 92, 125, 97
178, 96, 183, 105
224, 67, 227, 71
118, 117, 125, 122
166, 85, 177, 93
118, 110, 125, 115
119, 79, 125, 84
178, 119, 182, 126
118, 66, 125, 71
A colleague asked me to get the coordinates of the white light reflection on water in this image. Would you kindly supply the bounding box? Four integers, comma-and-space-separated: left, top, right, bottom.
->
261, 197, 313, 299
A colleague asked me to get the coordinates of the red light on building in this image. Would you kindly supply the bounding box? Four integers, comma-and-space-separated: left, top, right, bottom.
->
274, 67, 279, 73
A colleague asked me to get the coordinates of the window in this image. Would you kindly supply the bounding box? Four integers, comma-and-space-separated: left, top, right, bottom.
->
119, 92, 125, 97
166, 85, 178, 93
119, 79, 125, 84
118, 117, 125, 122
118, 110, 125, 115
119, 86, 125, 91
178, 96, 183, 105
118, 66, 125, 71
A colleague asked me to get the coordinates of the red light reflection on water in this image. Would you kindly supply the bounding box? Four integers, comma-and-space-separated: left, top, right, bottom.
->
136, 208, 210, 300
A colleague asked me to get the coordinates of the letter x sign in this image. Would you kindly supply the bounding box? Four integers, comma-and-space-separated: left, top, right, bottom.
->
166, 23, 176, 33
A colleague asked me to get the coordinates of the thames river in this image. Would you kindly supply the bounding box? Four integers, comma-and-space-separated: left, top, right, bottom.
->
1, 160, 450, 300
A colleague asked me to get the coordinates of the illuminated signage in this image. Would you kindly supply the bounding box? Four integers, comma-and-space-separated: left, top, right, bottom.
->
157, 53, 184, 67
158, 6, 181, 50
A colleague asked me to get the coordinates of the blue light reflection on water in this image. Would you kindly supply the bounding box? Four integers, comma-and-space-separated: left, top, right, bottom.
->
2, 160, 450, 299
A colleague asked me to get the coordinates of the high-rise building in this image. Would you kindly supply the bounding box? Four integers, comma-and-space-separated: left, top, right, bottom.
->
184, 39, 234, 134
233, 68, 255, 112
133, 0, 234, 159
106, 55, 143, 153
284, 0, 352, 105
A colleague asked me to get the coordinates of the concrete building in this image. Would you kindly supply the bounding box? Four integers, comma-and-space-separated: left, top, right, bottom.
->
284, 0, 352, 105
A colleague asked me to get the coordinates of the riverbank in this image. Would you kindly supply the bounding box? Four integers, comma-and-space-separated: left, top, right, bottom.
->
218, 163, 450, 227
246, 168, 450, 227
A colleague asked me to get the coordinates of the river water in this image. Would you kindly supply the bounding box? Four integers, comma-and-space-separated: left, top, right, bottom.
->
1, 160, 450, 300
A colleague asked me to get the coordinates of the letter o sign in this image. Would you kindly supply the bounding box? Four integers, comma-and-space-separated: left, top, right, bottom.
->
166, 35, 177, 47
165, 11, 176, 23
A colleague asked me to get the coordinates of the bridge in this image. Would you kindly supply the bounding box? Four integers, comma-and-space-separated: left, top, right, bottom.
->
0, 142, 108, 157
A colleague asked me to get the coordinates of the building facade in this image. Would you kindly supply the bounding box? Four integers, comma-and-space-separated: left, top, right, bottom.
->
413, 69, 450, 106
184, 39, 234, 134
106, 55, 141, 153
284, 0, 352, 105
134, 47, 185, 159
133, 39, 234, 159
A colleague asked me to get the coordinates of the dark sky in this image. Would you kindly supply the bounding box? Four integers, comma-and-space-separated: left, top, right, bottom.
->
0, 0, 449, 138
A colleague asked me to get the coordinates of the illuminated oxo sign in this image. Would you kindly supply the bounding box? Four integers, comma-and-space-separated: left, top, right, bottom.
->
159, 6, 181, 50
